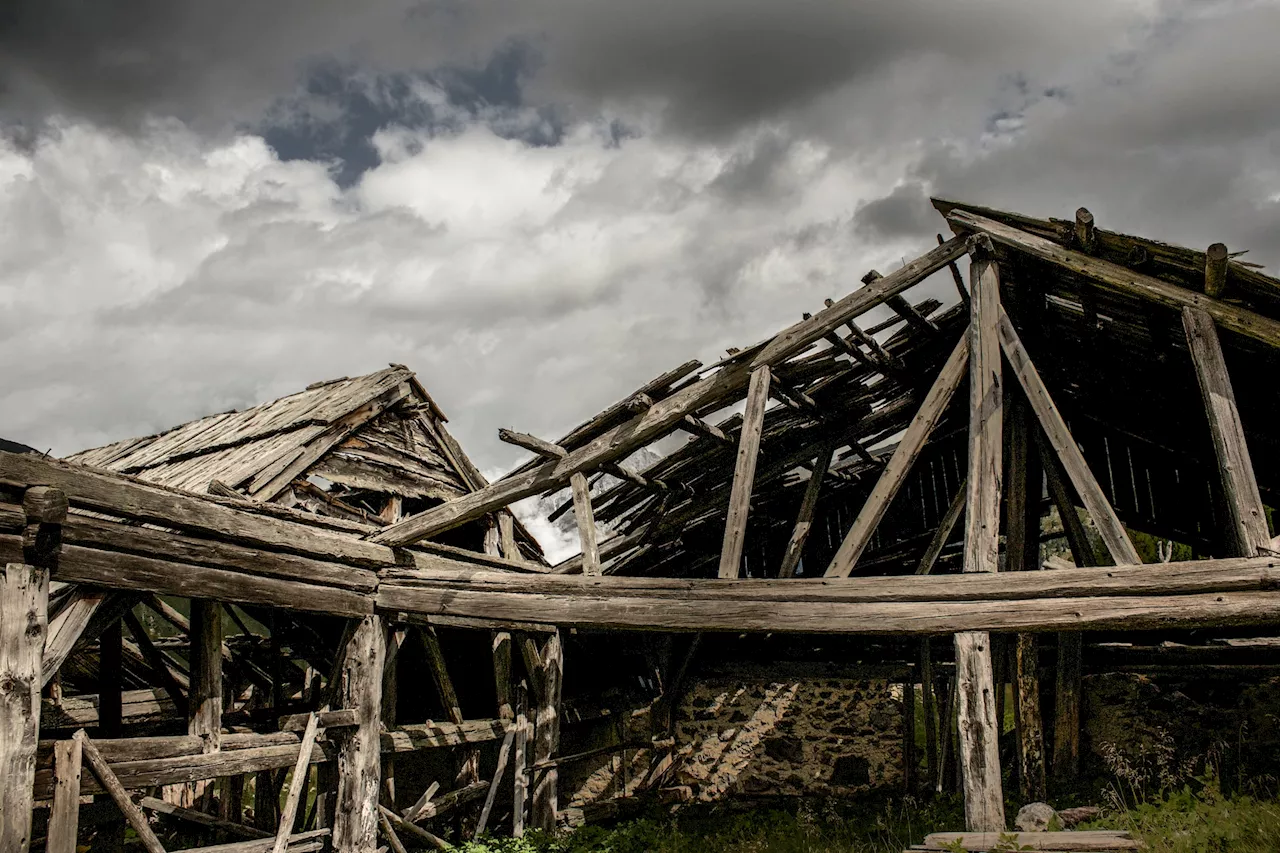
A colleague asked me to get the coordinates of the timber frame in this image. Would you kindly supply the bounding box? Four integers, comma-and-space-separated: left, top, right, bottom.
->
6, 197, 1280, 848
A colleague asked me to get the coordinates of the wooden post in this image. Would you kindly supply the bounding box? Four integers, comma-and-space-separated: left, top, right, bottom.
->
1074, 207, 1096, 254
382, 627, 405, 808
76, 730, 167, 853
903, 678, 917, 793
48, 737, 84, 853
273, 713, 321, 853
493, 630, 514, 723
1183, 306, 1270, 555
954, 236, 1005, 832
421, 626, 481, 789
1006, 391, 1046, 802
186, 599, 222, 807
778, 442, 836, 578
826, 335, 970, 577
1204, 242, 1229, 299
570, 472, 602, 576
1, 562, 49, 853
920, 638, 938, 792
531, 630, 564, 832
719, 365, 771, 577
333, 615, 386, 852
513, 685, 529, 837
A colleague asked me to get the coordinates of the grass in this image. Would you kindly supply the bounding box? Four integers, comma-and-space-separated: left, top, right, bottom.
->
458, 777, 1280, 853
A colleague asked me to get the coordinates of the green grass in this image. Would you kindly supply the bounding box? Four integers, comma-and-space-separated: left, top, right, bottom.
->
459, 779, 1280, 853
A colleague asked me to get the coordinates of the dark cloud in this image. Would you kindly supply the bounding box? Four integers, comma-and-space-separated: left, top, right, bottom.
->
852, 181, 934, 241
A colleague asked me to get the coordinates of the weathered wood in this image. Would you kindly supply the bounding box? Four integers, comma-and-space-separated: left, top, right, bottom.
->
492, 630, 514, 723
124, 609, 188, 715
719, 366, 771, 578
826, 334, 969, 577
1204, 242, 1229, 298
47, 737, 83, 853
955, 239, 1004, 832
1014, 634, 1046, 801
420, 624, 480, 790
183, 830, 330, 853
513, 689, 529, 837
778, 443, 836, 578
190, 602, 223, 766
939, 233, 970, 303
921, 830, 1139, 851
946, 208, 1280, 349
902, 677, 916, 792
499, 512, 518, 561
919, 639, 938, 791
1073, 207, 1096, 253
498, 429, 566, 460
1, 562, 48, 853
332, 615, 385, 852
399, 781, 439, 824
1053, 631, 1082, 782
403, 780, 486, 822
42, 587, 112, 684
369, 237, 967, 545
477, 726, 517, 835
378, 808, 410, 853
273, 713, 320, 853
75, 730, 168, 853
279, 709, 360, 731
379, 806, 450, 851
531, 630, 564, 832
1183, 306, 1270, 555
141, 795, 270, 839
570, 472, 601, 576
997, 307, 1141, 566
916, 481, 965, 575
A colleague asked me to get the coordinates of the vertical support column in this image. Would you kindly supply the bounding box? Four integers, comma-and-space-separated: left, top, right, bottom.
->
0, 562, 50, 853
333, 614, 386, 852
48, 737, 84, 853
531, 629, 564, 833
1005, 391, 1046, 802
778, 442, 836, 577
512, 685, 530, 838
1182, 306, 1270, 555
719, 365, 771, 578
954, 236, 1005, 831
381, 627, 405, 808
186, 599, 223, 807
919, 638, 938, 792
570, 473, 602, 576
902, 678, 917, 793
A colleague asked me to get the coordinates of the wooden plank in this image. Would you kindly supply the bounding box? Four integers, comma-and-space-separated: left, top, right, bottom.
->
379, 806, 450, 851
956, 240, 1004, 832
570, 472, 602, 576
173, 830, 329, 853
76, 730, 168, 853
513, 690, 529, 837
922, 830, 1140, 851
369, 236, 968, 545
946, 208, 1280, 348
403, 780, 486, 822
531, 630, 564, 832
1182, 306, 1270, 555
47, 738, 83, 853
332, 615, 385, 852
719, 366, 771, 578
42, 586, 114, 685
378, 808, 410, 853
997, 307, 1142, 566
1, 562, 47, 853
190, 601, 223, 756
778, 442, 836, 578
476, 726, 517, 835
141, 796, 270, 839
825, 334, 969, 577
915, 481, 965, 575
273, 714, 320, 853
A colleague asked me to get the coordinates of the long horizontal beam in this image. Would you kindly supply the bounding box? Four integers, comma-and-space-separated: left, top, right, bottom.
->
368, 237, 969, 545
946, 208, 1280, 348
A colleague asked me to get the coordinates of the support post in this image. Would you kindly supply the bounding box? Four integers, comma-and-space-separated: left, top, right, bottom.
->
1204, 242, 1229, 299
48, 737, 84, 853
1182, 306, 1270, 555
185, 599, 223, 807
903, 677, 917, 793
1006, 391, 1046, 802
718, 366, 771, 577
570, 472, 602, 576
1, 562, 49, 853
531, 630, 564, 833
513, 686, 529, 837
954, 237, 1005, 832
333, 615, 386, 852
920, 638, 938, 792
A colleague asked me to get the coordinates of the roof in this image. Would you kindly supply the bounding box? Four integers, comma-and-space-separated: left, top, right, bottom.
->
68, 366, 476, 503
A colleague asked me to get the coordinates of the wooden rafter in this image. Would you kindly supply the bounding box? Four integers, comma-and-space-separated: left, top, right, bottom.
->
777, 442, 837, 578
824, 333, 969, 578
719, 366, 772, 578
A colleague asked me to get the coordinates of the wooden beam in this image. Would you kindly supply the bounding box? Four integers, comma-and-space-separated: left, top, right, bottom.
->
825, 333, 969, 577
498, 428, 566, 460
719, 366, 771, 578
42, 587, 113, 686
1182, 306, 1270, 555
0, 562, 48, 853
332, 615, 385, 852
939, 233, 969, 304
476, 726, 517, 836
996, 306, 1142, 566
778, 442, 837, 578
946, 208, 1280, 349
531, 630, 564, 832
369, 236, 968, 545
955, 239, 1005, 833
273, 713, 321, 853
1204, 242, 1229, 298
141, 796, 270, 839
75, 729, 168, 853
920, 639, 938, 791
570, 472, 601, 577
915, 481, 966, 575
48, 738, 83, 853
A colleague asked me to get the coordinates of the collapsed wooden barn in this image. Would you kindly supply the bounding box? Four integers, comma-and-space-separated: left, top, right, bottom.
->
3, 197, 1279, 851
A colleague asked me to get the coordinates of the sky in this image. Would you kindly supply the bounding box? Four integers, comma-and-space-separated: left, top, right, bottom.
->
3, 0, 1280, 493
